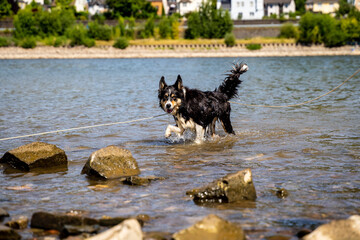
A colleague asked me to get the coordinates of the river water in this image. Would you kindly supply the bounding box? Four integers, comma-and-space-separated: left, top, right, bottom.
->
0, 56, 359, 239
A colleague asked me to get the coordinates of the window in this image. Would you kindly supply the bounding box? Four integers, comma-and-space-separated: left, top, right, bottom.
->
250, 12, 254, 16
250, 1, 253, 7
241, 1, 244, 6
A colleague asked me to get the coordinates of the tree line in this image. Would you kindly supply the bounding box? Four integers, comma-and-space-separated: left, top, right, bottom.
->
0, 0, 359, 48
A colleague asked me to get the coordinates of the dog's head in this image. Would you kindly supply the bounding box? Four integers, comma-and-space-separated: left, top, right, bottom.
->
158, 75, 185, 115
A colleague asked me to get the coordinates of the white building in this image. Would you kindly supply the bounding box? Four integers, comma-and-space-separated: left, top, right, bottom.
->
88, 0, 107, 15
177, 0, 203, 16
264, 0, 295, 17
231, 0, 264, 20
74, 0, 88, 12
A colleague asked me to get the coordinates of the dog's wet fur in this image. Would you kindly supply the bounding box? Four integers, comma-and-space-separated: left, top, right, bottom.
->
158, 62, 248, 144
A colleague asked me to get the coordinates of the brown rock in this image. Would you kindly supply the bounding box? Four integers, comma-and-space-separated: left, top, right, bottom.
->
0, 142, 67, 171
30, 212, 98, 231
87, 219, 143, 240
0, 208, 9, 218
303, 215, 360, 240
172, 214, 245, 240
0, 225, 21, 240
5, 215, 28, 229
187, 168, 256, 203
122, 176, 165, 186
81, 146, 140, 179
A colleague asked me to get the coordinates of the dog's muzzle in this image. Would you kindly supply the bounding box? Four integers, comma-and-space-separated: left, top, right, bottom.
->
165, 103, 173, 113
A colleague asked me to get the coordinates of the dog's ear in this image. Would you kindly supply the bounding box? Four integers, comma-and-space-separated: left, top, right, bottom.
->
175, 75, 183, 90
159, 76, 167, 90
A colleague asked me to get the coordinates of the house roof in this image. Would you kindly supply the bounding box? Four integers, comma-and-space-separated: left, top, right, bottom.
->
264, 0, 292, 4
88, 0, 106, 6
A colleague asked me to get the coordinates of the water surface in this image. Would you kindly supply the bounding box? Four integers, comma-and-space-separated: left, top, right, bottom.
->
0, 56, 359, 239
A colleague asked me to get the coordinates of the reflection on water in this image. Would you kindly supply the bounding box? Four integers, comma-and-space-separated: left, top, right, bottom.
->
0, 56, 359, 238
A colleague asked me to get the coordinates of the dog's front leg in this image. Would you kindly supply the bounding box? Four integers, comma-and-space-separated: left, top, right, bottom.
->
194, 124, 205, 144
165, 125, 184, 138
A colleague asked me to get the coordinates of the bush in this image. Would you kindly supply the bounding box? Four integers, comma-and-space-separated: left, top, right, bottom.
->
125, 17, 136, 39
246, 43, 261, 50
140, 17, 155, 38
88, 21, 112, 41
13, 7, 75, 39
279, 23, 299, 39
66, 24, 94, 47
224, 32, 236, 47
159, 17, 171, 39
0, 37, 10, 47
113, 37, 129, 49
20, 37, 36, 48
297, 12, 347, 47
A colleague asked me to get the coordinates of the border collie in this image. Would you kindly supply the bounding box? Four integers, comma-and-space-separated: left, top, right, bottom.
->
158, 62, 248, 144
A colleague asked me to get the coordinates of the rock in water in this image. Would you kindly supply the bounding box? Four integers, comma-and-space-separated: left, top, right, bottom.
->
0, 225, 21, 240
173, 214, 245, 240
187, 168, 256, 203
303, 215, 360, 240
88, 219, 143, 240
81, 146, 140, 179
0, 142, 67, 171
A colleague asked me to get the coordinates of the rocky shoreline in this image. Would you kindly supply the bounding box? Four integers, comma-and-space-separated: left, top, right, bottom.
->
1, 142, 360, 240
0, 44, 359, 59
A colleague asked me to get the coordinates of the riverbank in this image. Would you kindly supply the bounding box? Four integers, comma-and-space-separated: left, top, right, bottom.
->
1, 44, 359, 59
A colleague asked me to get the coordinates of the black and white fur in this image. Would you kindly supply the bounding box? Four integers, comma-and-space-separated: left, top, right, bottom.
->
158, 62, 248, 144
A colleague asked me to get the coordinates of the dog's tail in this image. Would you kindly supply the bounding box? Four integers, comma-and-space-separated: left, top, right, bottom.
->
216, 62, 248, 100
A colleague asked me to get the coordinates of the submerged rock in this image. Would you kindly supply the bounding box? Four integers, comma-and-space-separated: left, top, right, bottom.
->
187, 168, 256, 203
122, 176, 165, 186
88, 219, 143, 240
30, 212, 98, 231
275, 188, 289, 199
0, 142, 67, 171
0, 208, 9, 219
5, 216, 29, 229
303, 215, 360, 240
81, 146, 140, 179
0, 225, 21, 240
172, 214, 245, 240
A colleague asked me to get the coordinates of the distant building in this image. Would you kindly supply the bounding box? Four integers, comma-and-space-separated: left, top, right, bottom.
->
218, 0, 231, 10
230, 0, 264, 20
264, 0, 295, 17
18, 0, 44, 9
305, 0, 339, 15
177, 0, 203, 16
88, 0, 107, 15
167, 0, 177, 15
353, 0, 360, 10
74, 0, 88, 12
148, 0, 167, 15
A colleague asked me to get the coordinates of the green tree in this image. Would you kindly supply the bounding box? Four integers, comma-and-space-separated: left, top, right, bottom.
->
297, 12, 346, 47
158, 17, 171, 38
185, 0, 232, 39
106, 0, 157, 18
88, 21, 112, 40
140, 16, 155, 38
294, 0, 306, 15
279, 23, 299, 39
337, 0, 351, 17
0, 0, 12, 17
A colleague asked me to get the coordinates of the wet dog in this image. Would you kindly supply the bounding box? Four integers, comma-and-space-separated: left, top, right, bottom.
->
158, 62, 248, 144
